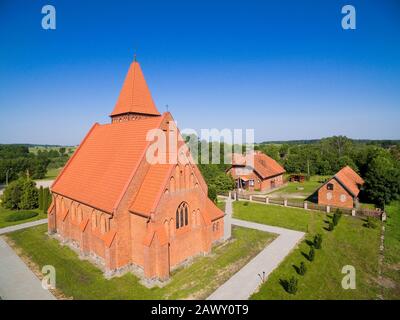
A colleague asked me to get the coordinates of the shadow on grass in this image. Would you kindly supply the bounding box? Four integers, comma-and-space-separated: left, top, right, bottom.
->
279, 279, 289, 292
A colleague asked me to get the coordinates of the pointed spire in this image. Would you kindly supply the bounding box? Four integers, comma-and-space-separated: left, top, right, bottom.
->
110, 60, 160, 119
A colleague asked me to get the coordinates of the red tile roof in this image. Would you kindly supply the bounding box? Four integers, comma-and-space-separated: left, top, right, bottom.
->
129, 163, 174, 216
334, 166, 364, 197
51, 116, 164, 213
110, 61, 160, 117
231, 151, 285, 179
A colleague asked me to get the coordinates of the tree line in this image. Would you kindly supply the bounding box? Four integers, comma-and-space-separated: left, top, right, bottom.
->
0, 145, 71, 184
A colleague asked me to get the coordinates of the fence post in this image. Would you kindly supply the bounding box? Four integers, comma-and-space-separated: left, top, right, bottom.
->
381, 211, 386, 222
304, 202, 308, 210
326, 205, 330, 213
284, 199, 288, 207
249, 195, 253, 202
351, 209, 356, 217
265, 197, 269, 204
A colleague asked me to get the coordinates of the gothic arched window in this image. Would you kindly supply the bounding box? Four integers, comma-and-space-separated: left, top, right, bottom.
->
176, 202, 189, 229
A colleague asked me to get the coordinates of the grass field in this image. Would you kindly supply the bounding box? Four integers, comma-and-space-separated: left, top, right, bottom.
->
44, 167, 62, 180
0, 206, 47, 228
269, 175, 328, 200
232, 201, 398, 299
6, 224, 276, 300
381, 201, 400, 298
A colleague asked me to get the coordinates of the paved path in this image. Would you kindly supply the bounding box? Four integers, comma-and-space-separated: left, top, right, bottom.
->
0, 237, 56, 300
0, 219, 54, 300
207, 197, 305, 300
0, 219, 48, 235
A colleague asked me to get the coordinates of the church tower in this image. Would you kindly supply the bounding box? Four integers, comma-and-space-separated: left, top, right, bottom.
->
110, 60, 161, 123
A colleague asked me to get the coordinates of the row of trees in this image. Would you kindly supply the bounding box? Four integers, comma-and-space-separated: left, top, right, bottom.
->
0, 145, 72, 184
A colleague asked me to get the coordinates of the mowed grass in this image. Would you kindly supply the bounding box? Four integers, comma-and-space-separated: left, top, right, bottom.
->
233, 201, 319, 232
270, 177, 326, 200
0, 206, 47, 228
382, 201, 400, 299
233, 201, 386, 299
44, 167, 62, 180
6, 224, 276, 300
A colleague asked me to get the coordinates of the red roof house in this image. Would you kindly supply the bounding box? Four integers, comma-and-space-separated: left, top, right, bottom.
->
317, 166, 365, 209
227, 151, 286, 191
48, 60, 225, 280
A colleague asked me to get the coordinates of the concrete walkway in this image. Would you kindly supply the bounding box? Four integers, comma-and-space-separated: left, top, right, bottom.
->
0, 237, 56, 300
207, 197, 305, 300
0, 218, 54, 300
0, 219, 48, 235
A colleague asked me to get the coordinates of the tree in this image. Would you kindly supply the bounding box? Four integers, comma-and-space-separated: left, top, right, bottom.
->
313, 233, 323, 249
59, 147, 66, 155
298, 262, 307, 275
1, 178, 24, 209
39, 186, 44, 210
363, 155, 400, 208
19, 179, 39, 209
1, 177, 38, 210
208, 185, 217, 203
308, 247, 315, 261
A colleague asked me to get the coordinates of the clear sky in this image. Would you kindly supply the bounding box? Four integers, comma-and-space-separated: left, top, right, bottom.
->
0, 0, 399, 145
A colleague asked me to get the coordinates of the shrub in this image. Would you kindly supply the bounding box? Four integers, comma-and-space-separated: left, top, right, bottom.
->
332, 209, 342, 226
5, 211, 38, 222
1, 177, 38, 210
39, 186, 44, 210
313, 233, 323, 249
308, 247, 315, 261
328, 221, 335, 231
298, 262, 307, 275
364, 217, 377, 229
286, 277, 298, 294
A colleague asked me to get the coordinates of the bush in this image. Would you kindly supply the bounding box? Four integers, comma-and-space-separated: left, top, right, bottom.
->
332, 209, 342, 226
39, 186, 44, 210
298, 262, 307, 275
1, 177, 38, 210
313, 233, 323, 249
308, 247, 315, 261
286, 277, 298, 294
364, 217, 377, 229
5, 211, 38, 222
328, 221, 335, 231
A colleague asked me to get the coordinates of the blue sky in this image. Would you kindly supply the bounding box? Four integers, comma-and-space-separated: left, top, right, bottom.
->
0, 0, 399, 145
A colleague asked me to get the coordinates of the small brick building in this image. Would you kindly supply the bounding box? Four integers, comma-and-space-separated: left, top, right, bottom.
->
227, 151, 285, 192
317, 166, 364, 209
48, 60, 225, 280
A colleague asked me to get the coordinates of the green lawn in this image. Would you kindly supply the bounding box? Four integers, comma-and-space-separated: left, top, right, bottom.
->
0, 206, 47, 228
382, 201, 400, 299
233, 201, 319, 232
232, 201, 393, 299
6, 224, 276, 300
44, 167, 62, 180
270, 175, 328, 200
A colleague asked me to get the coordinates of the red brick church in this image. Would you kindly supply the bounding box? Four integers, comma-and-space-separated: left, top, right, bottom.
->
48, 60, 225, 280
